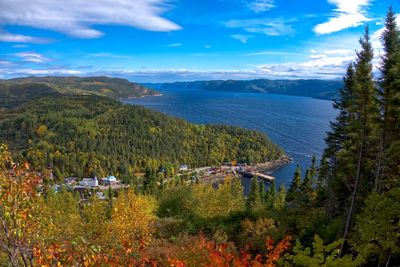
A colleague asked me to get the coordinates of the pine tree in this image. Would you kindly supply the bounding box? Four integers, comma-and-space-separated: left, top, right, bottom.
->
259, 180, 267, 204
309, 155, 318, 181
301, 169, 313, 203
287, 165, 301, 202
321, 63, 356, 217
273, 185, 286, 210
376, 6, 400, 191
266, 180, 276, 207
341, 26, 380, 255
247, 176, 262, 211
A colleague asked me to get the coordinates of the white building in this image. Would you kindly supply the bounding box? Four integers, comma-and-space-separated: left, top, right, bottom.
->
79, 177, 98, 187
179, 164, 188, 172
101, 175, 118, 185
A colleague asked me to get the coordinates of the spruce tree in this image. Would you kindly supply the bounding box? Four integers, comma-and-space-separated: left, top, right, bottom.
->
266, 180, 276, 207
301, 168, 313, 202
259, 180, 267, 204
321, 63, 356, 217
341, 26, 380, 255
247, 176, 262, 210
273, 185, 286, 210
287, 164, 301, 201
376, 6, 400, 191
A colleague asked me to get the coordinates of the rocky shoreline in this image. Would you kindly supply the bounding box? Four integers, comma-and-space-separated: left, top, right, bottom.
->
253, 156, 292, 174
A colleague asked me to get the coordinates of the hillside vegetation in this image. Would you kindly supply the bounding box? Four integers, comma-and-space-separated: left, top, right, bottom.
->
0, 76, 156, 108
0, 96, 283, 180
153, 79, 343, 100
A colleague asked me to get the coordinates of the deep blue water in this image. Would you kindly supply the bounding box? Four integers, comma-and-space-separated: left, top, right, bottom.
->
124, 88, 337, 190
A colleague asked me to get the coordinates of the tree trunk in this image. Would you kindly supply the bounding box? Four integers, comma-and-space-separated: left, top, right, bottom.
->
375, 132, 385, 192
340, 134, 365, 257
384, 250, 392, 267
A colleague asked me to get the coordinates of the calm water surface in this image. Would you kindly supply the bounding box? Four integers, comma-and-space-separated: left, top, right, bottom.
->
125, 88, 337, 191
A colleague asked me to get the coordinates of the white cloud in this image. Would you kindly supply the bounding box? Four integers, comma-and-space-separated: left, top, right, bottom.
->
314, 0, 371, 35
231, 34, 252, 43
167, 43, 182, 47
0, 68, 81, 76
226, 18, 295, 36
243, 51, 296, 56
15, 52, 51, 63
0, 0, 181, 39
0, 32, 51, 43
247, 0, 275, 13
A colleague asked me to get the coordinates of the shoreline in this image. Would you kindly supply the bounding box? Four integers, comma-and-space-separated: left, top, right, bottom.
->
122, 93, 163, 100
253, 155, 292, 174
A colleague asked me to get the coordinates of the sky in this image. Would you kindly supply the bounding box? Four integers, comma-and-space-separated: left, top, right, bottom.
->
0, 0, 399, 82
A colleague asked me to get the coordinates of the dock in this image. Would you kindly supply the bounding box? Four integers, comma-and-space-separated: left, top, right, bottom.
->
235, 168, 275, 182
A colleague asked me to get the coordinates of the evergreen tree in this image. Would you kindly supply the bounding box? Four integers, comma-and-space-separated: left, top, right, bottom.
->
301, 168, 313, 203
376, 6, 400, 191
265, 180, 276, 207
247, 176, 263, 211
341, 26, 380, 255
321, 63, 356, 217
287, 164, 301, 202
309, 155, 318, 181
273, 185, 286, 210
259, 180, 267, 204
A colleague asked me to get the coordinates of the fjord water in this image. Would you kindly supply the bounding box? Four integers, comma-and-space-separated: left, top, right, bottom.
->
125, 88, 337, 189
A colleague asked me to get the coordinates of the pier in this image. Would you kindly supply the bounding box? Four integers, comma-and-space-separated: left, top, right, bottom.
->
235, 168, 275, 182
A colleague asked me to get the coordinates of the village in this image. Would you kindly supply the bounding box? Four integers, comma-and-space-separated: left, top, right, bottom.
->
44, 156, 292, 200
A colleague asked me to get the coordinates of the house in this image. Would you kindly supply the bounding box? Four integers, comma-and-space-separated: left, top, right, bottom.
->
100, 175, 118, 186
64, 177, 77, 185
179, 164, 188, 172
79, 177, 98, 187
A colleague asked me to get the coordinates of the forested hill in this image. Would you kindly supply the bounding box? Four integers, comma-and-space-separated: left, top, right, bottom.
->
148, 79, 343, 100
0, 76, 156, 108
0, 95, 284, 180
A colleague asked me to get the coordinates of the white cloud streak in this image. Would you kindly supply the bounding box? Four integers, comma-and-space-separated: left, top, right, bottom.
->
167, 43, 182, 47
14, 52, 51, 63
226, 18, 295, 36
247, 0, 275, 13
0, 32, 51, 43
314, 0, 371, 35
231, 34, 252, 43
0, 0, 181, 39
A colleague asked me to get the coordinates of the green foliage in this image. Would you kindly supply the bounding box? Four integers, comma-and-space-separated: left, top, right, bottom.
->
247, 177, 263, 211
286, 235, 363, 267
273, 185, 286, 210
0, 76, 156, 108
287, 164, 302, 202
160, 79, 343, 100
377, 6, 400, 191
0, 96, 283, 181
351, 188, 400, 266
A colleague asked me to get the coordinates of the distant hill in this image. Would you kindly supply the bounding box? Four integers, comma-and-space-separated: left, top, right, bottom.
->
148, 79, 343, 100
0, 76, 157, 108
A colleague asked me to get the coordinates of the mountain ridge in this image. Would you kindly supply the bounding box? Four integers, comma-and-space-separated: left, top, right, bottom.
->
0, 76, 157, 108
144, 79, 343, 100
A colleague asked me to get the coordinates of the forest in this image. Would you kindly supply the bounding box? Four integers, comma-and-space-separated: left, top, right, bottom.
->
0, 76, 157, 106
0, 6, 399, 267
149, 78, 342, 100
0, 95, 283, 181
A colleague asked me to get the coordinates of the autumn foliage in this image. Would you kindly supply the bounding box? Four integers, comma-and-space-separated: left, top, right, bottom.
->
0, 145, 293, 266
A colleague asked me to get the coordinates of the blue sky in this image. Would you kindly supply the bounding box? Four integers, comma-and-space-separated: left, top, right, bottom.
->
0, 0, 399, 82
